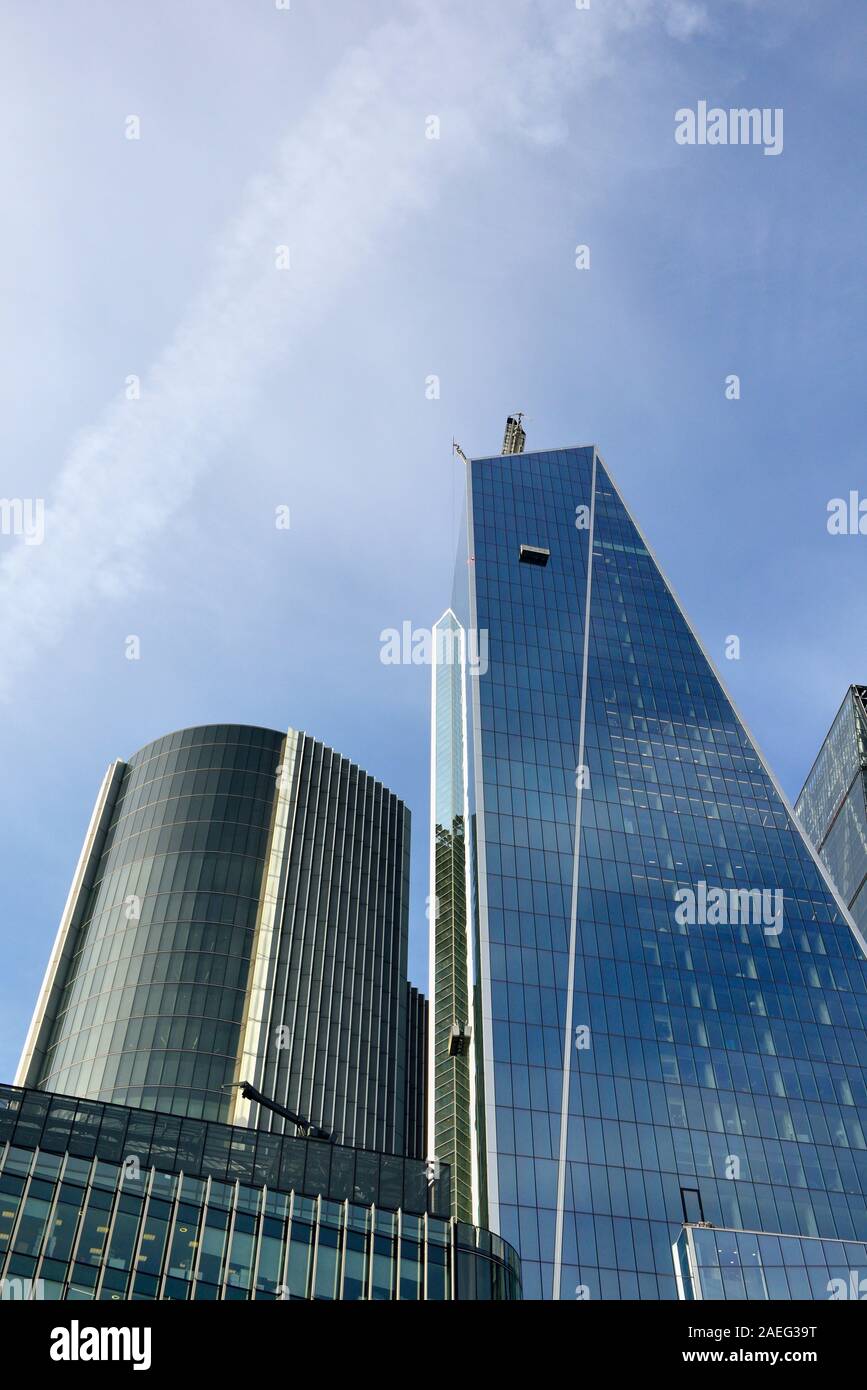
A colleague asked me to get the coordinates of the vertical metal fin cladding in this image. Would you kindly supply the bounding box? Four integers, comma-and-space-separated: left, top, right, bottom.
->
430, 610, 477, 1220
256, 733, 415, 1151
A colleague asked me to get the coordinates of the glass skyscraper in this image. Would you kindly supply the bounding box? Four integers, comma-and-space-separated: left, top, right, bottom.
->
431, 440, 867, 1300
17, 724, 425, 1157
796, 686, 867, 942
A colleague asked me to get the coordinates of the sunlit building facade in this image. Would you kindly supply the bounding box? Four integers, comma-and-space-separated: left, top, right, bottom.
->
429, 612, 479, 1221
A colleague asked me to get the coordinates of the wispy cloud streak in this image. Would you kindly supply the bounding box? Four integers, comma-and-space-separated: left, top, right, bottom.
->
0, 0, 701, 695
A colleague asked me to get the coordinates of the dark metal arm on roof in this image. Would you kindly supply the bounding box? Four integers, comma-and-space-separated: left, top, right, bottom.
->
223, 1081, 333, 1141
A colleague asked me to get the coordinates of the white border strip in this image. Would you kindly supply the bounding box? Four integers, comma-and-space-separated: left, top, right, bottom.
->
465, 462, 501, 1230
552, 447, 598, 1300
15, 760, 126, 1087
459, 617, 483, 1225
230, 728, 298, 1127
427, 625, 440, 1163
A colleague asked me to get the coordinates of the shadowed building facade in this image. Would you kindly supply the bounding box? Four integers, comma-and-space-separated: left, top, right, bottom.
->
0, 1083, 519, 1301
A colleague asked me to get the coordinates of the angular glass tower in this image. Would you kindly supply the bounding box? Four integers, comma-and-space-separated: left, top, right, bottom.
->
431, 441, 867, 1300
17, 724, 425, 1157
796, 686, 867, 940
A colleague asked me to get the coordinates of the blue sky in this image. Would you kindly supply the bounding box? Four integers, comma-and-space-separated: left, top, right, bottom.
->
1, 0, 865, 1083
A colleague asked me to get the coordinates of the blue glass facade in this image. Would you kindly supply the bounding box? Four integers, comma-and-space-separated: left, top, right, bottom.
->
796, 686, 867, 942
437, 444, 867, 1300
675, 1223, 867, 1301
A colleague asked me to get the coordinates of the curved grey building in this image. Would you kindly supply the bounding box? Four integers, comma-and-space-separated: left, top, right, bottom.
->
16, 724, 422, 1155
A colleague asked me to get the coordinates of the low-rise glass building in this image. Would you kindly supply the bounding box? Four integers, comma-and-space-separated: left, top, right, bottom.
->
674, 1222, 867, 1301
0, 1084, 520, 1302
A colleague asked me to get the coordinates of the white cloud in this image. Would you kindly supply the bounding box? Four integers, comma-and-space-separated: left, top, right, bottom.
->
664, 2, 711, 42
0, 0, 705, 697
